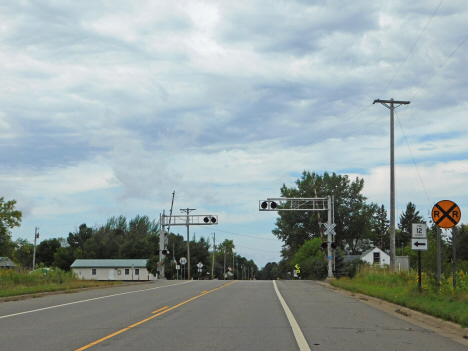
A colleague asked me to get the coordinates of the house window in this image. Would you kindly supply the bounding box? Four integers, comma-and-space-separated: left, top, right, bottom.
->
125, 268, 129, 275
92, 269, 96, 275
373, 252, 380, 264
135, 268, 140, 275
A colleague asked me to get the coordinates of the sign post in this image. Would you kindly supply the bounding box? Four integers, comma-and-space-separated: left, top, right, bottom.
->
412, 223, 427, 292
180, 257, 187, 280
432, 200, 461, 289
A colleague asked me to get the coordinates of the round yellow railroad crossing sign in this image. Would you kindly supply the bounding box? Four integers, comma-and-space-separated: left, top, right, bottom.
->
432, 200, 461, 229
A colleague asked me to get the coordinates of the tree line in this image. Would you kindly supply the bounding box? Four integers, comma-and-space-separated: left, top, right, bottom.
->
0, 201, 260, 279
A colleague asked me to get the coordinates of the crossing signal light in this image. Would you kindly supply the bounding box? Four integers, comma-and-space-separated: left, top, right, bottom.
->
331, 242, 337, 250
161, 250, 169, 255
260, 201, 277, 210
204, 216, 217, 224
321, 242, 328, 250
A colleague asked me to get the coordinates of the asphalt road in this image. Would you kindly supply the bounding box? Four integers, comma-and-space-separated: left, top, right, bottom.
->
0, 280, 466, 351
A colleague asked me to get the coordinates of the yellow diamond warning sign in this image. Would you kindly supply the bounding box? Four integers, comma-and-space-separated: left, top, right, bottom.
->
432, 200, 461, 229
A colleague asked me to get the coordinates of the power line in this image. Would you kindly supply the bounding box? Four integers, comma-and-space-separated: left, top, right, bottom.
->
215, 104, 373, 200
199, 225, 279, 241
226, 111, 389, 195
411, 34, 468, 101
379, 0, 445, 98
395, 111, 432, 207
235, 245, 279, 253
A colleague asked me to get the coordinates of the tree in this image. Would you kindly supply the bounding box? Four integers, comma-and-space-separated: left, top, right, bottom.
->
370, 205, 390, 251
12, 238, 34, 268
36, 238, 62, 267
273, 171, 378, 266
67, 224, 93, 256
398, 202, 425, 248
146, 255, 160, 276
258, 262, 280, 280
217, 239, 235, 279
0, 197, 22, 256
53, 246, 75, 271
291, 237, 328, 280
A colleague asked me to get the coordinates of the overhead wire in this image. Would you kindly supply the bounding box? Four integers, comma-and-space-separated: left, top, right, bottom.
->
395, 111, 432, 207
215, 104, 374, 201
379, 0, 445, 98
410, 34, 468, 101
198, 225, 280, 241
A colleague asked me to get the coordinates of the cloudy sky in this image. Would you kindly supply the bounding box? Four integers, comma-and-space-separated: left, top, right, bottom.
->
2, 0, 467, 267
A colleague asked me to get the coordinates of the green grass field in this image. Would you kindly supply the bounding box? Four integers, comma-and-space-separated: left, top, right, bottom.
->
0, 268, 121, 298
331, 266, 468, 327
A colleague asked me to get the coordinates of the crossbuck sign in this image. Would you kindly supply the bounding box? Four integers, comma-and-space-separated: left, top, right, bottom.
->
323, 223, 336, 236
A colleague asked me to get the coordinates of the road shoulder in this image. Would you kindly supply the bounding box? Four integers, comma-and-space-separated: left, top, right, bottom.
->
319, 281, 468, 347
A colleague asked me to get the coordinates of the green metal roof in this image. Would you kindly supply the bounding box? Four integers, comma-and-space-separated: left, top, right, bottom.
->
70, 259, 148, 268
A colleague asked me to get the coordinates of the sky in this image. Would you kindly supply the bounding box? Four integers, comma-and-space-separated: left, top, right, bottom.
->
2, 0, 467, 268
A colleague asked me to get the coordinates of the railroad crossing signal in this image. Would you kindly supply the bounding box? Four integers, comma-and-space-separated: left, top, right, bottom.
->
203, 216, 217, 224
260, 200, 277, 210
323, 223, 336, 236
432, 200, 461, 229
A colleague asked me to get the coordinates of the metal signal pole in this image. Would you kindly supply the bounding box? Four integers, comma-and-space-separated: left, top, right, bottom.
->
181, 208, 196, 280
212, 232, 216, 280
373, 98, 410, 271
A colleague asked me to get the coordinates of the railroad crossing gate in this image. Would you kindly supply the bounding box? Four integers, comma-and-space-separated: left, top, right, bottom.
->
432, 200, 461, 229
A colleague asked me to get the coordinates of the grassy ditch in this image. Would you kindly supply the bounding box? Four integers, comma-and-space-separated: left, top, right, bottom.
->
331, 266, 468, 327
0, 268, 121, 298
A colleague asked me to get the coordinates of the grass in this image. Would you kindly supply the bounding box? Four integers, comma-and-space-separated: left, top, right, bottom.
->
331, 266, 468, 327
0, 268, 122, 298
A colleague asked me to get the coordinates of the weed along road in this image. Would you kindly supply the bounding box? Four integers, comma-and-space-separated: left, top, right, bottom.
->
0, 280, 466, 351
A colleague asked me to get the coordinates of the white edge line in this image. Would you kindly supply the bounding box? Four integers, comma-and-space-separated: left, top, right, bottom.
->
0, 281, 192, 319
273, 281, 311, 351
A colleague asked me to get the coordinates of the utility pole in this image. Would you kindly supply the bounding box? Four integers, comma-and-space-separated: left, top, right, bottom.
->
180, 208, 196, 280
373, 98, 410, 271
232, 249, 234, 280
33, 227, 39, 269
224, 249, 226, 280
212, 232, 216, 280
159, 212, 166, 279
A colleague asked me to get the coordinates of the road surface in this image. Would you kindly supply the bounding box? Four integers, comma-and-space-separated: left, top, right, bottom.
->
0, 280, 466, 350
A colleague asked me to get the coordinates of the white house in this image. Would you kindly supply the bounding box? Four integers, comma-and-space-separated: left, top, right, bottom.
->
70, 259, 157, 281
359, 247, 390, 266
0, 257, 17, 269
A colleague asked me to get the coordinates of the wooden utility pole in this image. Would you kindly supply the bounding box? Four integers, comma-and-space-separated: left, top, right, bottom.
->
373, 98, 410, 271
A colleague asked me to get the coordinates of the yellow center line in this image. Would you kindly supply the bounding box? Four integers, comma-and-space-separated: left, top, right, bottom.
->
75, 281, 236, 351
151, 306, 169, 314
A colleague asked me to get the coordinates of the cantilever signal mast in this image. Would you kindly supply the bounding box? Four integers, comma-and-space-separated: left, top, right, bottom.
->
373, 98, 410, 271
